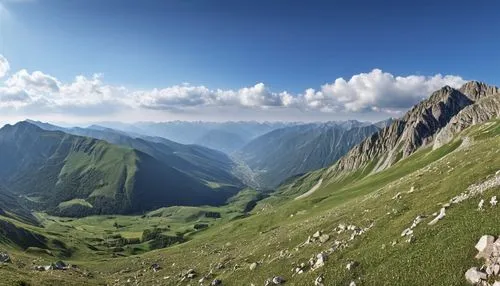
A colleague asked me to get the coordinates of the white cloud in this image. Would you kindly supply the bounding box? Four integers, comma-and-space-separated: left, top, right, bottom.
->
0, 55, 10, 78
300, 69, 466, 112
0, 54, 469, 122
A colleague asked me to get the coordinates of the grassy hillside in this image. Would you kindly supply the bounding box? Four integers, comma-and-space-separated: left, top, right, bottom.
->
28, 121, 243, 187
1, 120, 498, 285
0, 122, 238, 217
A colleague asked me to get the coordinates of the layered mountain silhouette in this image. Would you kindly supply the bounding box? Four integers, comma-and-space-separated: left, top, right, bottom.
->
234, 122, 380, 188
0, 122, 240, 217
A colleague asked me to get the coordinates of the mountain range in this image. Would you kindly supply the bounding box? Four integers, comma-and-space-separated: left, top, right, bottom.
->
1, 81, 500, 286
234, 122, 381, 188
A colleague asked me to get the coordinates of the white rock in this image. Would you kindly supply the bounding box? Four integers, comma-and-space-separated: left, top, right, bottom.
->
465, 267, 487, 284
401, 228, 413, 237
272, 276, 285, 284
346, 261, 358, 270
312, 253, 327, 270
494, 264, 500, 275
249, 262, 258, 271
314, 275, 324, 286
493, 281, 500, 286
319, 234, 330, 243
349, 281, 357, 286
478, 199, 485, 210
312, 231, 321, 239
392, 192, 402, 200
491, 196, 498, 206
475, 235, 495, 252
428, 208, 446, 225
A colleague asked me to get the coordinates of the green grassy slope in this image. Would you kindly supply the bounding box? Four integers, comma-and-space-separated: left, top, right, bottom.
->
0, 121, 497, 285
89, 119, 498, 286
0, 122, 236, 217
27, 121, 243, 187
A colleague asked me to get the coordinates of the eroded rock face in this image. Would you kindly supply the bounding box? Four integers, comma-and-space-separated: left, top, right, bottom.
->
327, 81, 499, 177
434, 94, 500, 149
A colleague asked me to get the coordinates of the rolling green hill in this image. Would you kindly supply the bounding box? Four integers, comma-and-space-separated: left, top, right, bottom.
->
27, 120, 243, 187
0, 122, 238, 217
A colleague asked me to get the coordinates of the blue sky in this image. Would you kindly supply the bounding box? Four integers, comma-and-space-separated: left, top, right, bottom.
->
0, 0, 499, 123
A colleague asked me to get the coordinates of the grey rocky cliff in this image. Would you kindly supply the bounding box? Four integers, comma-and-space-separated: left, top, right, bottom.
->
327, 81, 499, 176
434, 92, 500, 148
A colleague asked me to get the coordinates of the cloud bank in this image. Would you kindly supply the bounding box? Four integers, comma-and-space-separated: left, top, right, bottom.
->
0, 55, 467, 122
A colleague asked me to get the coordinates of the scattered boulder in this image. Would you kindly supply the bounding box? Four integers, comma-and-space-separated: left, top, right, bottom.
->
311, 253, 327, 270
491, 196, 498, 207
349, 281, 357, 286
319, 234, 330, 243
465, 235, 500, 284
465, 267, 487, 284
0, 252, 10, 263
475, 235, 495, 259
53, 261, 67, 270
249, 262, 258, 271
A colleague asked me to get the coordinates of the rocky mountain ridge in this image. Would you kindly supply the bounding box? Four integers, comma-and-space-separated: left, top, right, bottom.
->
327, 81, 499, 176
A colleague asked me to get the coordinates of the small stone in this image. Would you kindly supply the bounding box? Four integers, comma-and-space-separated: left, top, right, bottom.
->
401, 228, 413, 237
249, 262, 258, 271
392, 192, 402, 200
491, 196, 498, 206
272, 276, 286, 284
349, 281, 357, 286
319, 234, 330, 243
0, 252, 10, 263
494, 264, 500, 275
478, 199, 485, 210
151, 263, 161, 272
314, 274, 324, 286
346, 261, 359, 270
465, 267, 487, 284
406, 235, 416, 243
312, 231, 321, 239
211, 279, 222, 286
312, 253, 327, 270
